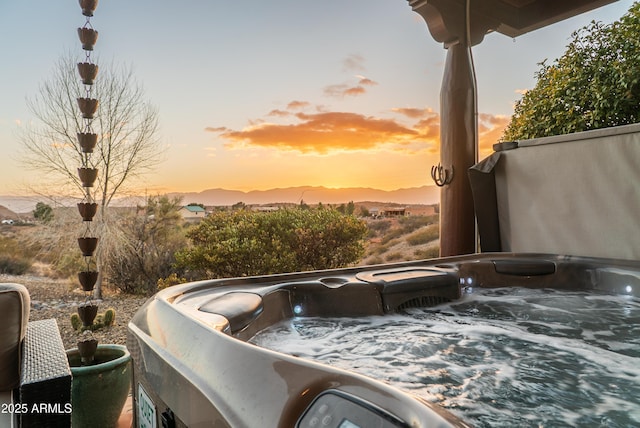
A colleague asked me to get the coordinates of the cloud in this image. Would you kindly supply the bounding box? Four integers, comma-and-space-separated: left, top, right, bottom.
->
342, 86, 367, 97
267, 109, 290, 117
210, 111, 430, 154
389, 108, 440, 152
324, 75, 378, 98
392, 107, 433, 119
206, 103, 509, 158
324, 83, 360, 98
204, 126, 228, 133
356, 75, 377, 86
343, 54, 365, 72
287, 100, 310, 110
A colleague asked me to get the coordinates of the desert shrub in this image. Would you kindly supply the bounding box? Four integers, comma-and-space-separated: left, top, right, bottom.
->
53, 249, 85, 278
20, 207, 84, 277
406, 224, 440, 246
365, 256, 384, 265
398, 215, 437, 234
0, 255, 31, 275
109, 195, 188, 295
366, 219, 392, 237
413, 246, 440, 259
372, 243, 394, 256
385, 252, 404, 262
157, 273, 187, 290
0, 235, 34, 275
33, 202, 54, 223
176, 207, 367, 279
380, 228, 404, 245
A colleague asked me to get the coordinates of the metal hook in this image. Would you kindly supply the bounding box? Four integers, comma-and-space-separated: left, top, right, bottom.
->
431, 163, 454, 187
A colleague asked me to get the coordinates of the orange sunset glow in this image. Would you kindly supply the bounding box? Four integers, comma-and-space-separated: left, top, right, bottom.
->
0, 0, 631, 200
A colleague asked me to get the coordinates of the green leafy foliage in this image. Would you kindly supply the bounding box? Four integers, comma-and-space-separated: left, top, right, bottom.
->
33, 202, 54, 223
503, 3, 640, 140
175, 207, 367, 279
335, 201, 356, 215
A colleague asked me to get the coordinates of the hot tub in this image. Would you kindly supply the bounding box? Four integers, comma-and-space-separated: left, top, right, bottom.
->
127, 253, 640, 427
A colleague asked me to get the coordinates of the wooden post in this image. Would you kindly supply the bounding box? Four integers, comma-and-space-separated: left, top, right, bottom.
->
438, 42, 477, 256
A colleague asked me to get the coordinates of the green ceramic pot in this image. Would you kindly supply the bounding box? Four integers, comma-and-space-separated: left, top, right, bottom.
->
66, 344, 131, 428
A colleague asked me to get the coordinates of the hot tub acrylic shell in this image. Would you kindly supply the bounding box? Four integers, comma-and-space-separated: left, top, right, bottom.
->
126, 253, 640, 427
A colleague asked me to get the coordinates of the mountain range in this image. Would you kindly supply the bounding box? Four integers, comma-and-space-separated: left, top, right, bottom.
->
0, 185, 440, 213
168, 185, 439, 207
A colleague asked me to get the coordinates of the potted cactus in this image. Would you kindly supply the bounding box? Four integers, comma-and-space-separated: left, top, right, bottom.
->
67, 309, 131, 428
66, 329, 131, 428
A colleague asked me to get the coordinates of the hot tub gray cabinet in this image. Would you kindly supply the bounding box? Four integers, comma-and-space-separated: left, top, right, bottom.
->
127, 253, 640, 428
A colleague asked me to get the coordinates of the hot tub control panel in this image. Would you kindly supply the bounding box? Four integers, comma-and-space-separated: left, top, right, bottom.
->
296, 390, 409, 428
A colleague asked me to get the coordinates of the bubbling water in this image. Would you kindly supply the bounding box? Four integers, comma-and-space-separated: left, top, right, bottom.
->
249, 288, 640, 427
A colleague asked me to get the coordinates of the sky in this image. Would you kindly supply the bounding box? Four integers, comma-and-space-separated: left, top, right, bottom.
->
0, 0, 634, 196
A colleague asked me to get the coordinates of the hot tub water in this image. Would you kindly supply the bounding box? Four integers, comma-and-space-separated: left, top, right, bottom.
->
249, 288, 640, 427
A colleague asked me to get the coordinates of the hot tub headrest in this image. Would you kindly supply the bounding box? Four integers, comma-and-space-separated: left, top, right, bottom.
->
356, 267, 460, 311
199, 292, 263, 333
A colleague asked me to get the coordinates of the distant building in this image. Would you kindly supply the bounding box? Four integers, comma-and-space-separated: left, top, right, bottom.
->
406, 205, 436, 217
383, 207, 406, 217
369, 205, 436, 218
179, 205, 206, 221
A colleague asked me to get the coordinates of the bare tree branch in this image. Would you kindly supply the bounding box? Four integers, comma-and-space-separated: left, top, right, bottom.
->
18, 52, 164, 297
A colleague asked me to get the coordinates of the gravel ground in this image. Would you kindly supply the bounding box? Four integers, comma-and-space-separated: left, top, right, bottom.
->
1, 273, 149, 350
